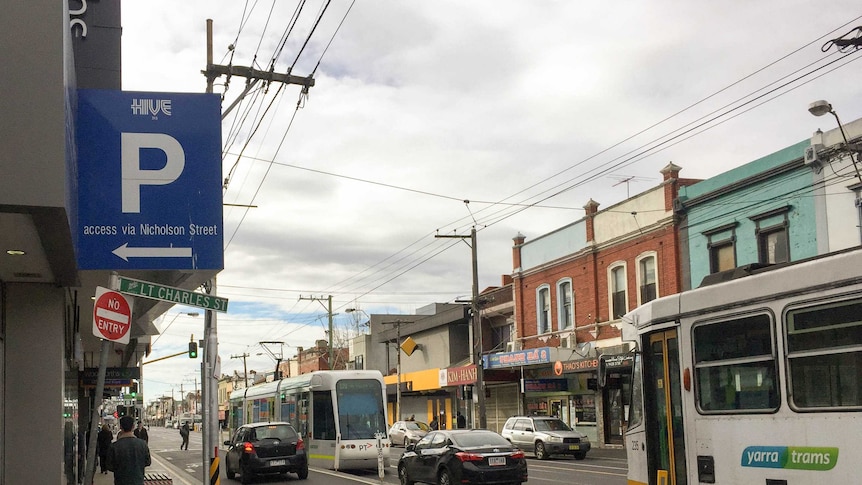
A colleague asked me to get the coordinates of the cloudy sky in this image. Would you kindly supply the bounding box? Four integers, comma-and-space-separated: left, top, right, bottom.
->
120, 1, 862, 405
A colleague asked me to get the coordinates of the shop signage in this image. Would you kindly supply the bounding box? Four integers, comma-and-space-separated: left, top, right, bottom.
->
524, 379, 568, 392
80, 367, 140, 387
603, 354, 633, 370
554, 358, 599, 375
485, 347, 552, 369
445, 364, 477, 386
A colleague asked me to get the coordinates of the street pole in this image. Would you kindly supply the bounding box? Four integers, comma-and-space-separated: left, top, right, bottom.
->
299, 295, 334, 368
382, 320, 406, 422
435, 227, 486, 428
231, 353, 250, 387
470, 228, 487, 429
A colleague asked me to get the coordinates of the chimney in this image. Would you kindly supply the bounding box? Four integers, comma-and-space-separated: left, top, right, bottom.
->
661, 162, 682, 212
512, 232, 526, 271
583, 199, 600, 242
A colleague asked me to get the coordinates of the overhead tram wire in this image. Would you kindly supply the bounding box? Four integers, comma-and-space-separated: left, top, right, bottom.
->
320, 46, 862, 299
433, 14, 862, 232
221, 15, 862, 304
472, 50, 862, 232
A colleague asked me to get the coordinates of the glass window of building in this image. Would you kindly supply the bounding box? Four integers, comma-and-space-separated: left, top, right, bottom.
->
610, 264, 627, 319
557, 279, 573, 330
537, 285, 551, 334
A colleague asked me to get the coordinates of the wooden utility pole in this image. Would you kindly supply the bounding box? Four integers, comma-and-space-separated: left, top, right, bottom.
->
299, 295, 334, 368
203, 19, 314, 107
231, 353, 250, 387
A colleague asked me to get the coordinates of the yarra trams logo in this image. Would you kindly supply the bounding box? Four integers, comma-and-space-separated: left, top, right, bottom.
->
131, 98, 172, 118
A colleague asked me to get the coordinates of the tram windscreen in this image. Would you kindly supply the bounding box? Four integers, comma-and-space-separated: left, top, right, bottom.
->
336, 379, 387, 439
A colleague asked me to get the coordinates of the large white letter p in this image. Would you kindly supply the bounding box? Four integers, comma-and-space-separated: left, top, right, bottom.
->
121, 133, 185, 213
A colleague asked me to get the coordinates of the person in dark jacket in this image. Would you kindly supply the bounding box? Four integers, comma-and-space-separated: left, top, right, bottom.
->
429, 417, 439, 430
180, 422, 190, 450
96, 423, 113, 474
456, 412, 466, 429
134, 422, 149, 443
106, 415, 151, 485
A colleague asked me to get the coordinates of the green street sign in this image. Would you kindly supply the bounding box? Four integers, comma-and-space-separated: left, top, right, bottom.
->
117, 276, 228, 312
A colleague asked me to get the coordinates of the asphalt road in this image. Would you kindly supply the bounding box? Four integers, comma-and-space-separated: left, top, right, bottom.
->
143, 426, 627, 485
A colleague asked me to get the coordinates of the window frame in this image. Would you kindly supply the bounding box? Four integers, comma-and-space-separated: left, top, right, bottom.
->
557, 278, 574, 331
635, 252, 658, 306
703, 222, 738, 274
536, 284, 551, 334
608, 262, 628, 320
784, 295, 862, 412
750, 206, 791, 265
691, 312, 780, 414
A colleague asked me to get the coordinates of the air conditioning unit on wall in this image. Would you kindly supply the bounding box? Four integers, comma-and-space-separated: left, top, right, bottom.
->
505, 341, 521, 352
560, 333, 576, 349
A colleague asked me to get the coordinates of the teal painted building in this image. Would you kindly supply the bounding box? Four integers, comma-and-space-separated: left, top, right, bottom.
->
677, 140, 816, 290
676, 115, 862, 290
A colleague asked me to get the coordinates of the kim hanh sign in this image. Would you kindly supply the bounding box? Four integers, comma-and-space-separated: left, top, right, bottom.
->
73, 90, 223, 270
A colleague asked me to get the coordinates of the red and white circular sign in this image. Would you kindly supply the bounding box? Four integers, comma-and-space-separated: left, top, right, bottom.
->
92, 286, 134, 344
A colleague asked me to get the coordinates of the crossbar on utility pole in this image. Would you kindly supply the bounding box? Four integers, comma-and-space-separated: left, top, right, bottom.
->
435, 228, 486, 429
203, 19, 314, 104
382, 320, 408, 422
299, 295, 334, 368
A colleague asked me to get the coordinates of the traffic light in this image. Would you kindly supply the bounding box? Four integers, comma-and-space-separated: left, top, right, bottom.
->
188, 341, 198, 358
130, 382, 138, 397
117, 405, 126, 417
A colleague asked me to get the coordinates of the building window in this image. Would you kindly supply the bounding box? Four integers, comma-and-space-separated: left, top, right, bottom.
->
537, 285, 551, 334
750, 207, 791, 265
703, 223, 737, 274
557, 279, 573, 330
636, 253, 658, 305
609, 264, 627, 319
693, 314, 779, 413
354, 354, 364, 370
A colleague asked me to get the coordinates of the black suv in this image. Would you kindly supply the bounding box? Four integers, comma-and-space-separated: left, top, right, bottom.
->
500, 416, 590, 460
224, 422, 308, 483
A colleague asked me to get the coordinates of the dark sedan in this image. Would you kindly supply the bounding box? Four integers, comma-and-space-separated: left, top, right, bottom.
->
398, 429, 528, 485
224, 422, 308, 484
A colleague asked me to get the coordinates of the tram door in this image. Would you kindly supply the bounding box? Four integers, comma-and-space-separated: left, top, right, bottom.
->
644, 329, 687, 485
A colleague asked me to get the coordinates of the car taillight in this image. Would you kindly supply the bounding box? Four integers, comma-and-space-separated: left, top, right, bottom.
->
511, 451, 525, 459
455, 452, 484, 462
296, 438, 305, 451
242, 442, 255, 454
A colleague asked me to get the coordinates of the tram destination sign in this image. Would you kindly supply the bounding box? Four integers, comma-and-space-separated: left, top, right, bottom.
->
118, 276, 228, 312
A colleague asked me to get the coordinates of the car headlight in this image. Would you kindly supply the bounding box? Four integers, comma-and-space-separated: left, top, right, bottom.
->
546, 435, 563, 443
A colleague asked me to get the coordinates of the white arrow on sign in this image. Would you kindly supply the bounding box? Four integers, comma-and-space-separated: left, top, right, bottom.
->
112, 243, 192, 261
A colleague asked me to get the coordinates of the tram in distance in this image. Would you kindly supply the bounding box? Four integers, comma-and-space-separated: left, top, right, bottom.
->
228, 370, 391, 471
620, 247, 862, 485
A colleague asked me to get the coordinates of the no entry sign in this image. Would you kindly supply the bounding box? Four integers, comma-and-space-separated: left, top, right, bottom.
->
92, 286, 134, 344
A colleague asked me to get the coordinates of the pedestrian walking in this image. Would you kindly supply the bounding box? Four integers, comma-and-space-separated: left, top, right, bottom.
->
96, 423, 113, 474
456, 412, 466, 429
180, 421, 190, 450
135, 422, 149, 443
106, 415, 151, 485
429, 417, 438, 430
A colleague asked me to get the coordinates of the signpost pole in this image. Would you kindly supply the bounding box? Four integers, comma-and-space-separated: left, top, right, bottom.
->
84, 340, 111, 485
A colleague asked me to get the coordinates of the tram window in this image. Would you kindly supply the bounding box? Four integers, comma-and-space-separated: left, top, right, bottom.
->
787, 298, 862, 409
628, 354, 644, 429
313, 391, 336, 440
693, 314, 779, 413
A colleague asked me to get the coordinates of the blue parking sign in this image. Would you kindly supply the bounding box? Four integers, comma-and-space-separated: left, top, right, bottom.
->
74, 89, 223, 270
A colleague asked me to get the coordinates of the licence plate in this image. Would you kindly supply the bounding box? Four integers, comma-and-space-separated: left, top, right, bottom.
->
270, 459, 286, 467
568, 445, 580, 451
488, 457, 506, 466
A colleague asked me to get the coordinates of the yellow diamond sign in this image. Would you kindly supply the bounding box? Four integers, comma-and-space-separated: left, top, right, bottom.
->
401, 336, 418, 356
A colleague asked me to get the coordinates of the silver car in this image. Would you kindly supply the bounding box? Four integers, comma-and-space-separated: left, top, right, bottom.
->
388, 420, 430, 447
500, 416, 590, 460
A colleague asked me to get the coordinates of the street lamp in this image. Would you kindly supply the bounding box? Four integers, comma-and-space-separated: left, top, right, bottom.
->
808, 100, 862, 185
